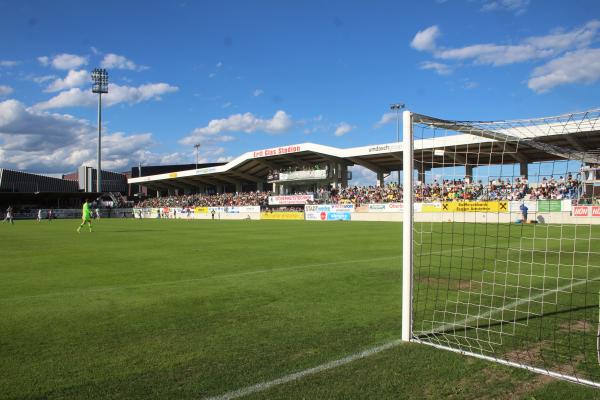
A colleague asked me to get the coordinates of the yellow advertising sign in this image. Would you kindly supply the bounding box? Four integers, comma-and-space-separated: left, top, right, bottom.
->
194, 207, 209, 214
168, 172, 178, 178
442, 201, 508, 213
421, 203, 442, 213
261, 212, 304, 220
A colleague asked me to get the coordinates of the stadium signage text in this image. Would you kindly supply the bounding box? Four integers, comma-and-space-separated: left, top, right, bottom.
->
269, 195, 314, 205
573, 206, 600, 217
261, 211, 304, 220
252, 145, 301, 158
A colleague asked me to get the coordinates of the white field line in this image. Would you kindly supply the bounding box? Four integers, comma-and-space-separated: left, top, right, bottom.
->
203, 340, 403, 400
2, 246, 473, 302
203, 268, 595, 400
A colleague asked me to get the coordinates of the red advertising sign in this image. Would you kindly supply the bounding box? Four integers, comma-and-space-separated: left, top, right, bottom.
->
573, 206, 589, 216
593, 206, 600, 217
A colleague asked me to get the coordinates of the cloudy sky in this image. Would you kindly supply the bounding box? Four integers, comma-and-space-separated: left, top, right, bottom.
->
0, 0, 599, 178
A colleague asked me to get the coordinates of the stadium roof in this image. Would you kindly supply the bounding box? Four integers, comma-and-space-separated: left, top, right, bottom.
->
128, 109, 600, 191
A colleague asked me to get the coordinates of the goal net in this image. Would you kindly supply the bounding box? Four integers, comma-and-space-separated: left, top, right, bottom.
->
402, 109, 600, 387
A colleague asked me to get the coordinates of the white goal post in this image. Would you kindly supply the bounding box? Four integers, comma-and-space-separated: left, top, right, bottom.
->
402, 108, 600, 387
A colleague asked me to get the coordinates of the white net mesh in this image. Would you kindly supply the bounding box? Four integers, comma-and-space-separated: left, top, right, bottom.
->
408, 109, 600, 386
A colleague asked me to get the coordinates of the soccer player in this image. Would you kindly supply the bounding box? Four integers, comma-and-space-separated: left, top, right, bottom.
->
77, 199, 93, 233
3, 205, 14, 224
520, 202, 528, 223
37, 209, 42, 222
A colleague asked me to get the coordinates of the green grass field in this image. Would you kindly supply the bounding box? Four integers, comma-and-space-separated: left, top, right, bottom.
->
2, 219, 600, 399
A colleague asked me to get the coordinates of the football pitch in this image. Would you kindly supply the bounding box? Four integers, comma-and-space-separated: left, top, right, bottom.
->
1, 219, 600, 399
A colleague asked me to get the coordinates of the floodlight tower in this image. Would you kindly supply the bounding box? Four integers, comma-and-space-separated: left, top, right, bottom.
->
194, 143, 201, 169
91, 68, 108, 193
390, 103, 405, 184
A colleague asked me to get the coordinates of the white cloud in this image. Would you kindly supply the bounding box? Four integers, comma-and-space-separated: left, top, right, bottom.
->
208, 72, 216, 79
411, 20, 600, 92
426, 20, 600, 67
39, 53, 88, 70
253, 89, 264, 97
528, 48, 600, 93
420, 61, 452, 75
374, 112, 396, 128
350, 165, 377, 186
44, 69, 89, 92
37, 56, 49, 66
33, 82, 179, 110
0, 85, 13, 97
0, 99, 167, 173
31, 75, 57, 84
481, 0, 529, 15
180, 110, 293, 146
222, 101, 232, 108
216, 61, 223, 68
334, 122, 355, 137
100, 53, 147, 71
411, 25, 441, 52
0, 60, 19, 68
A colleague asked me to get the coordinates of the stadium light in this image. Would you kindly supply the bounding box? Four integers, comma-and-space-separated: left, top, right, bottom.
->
194, 143, 201, 169
91, 68, 108, 193
390, 103, 405, 142
390, 103, 405, 185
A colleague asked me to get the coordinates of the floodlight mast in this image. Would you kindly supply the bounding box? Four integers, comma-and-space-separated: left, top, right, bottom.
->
390, 103, 405, 184
194, 143, 201, 170
91, 68, 108, 193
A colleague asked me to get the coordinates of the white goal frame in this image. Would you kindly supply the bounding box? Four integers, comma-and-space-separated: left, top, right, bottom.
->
401, 109, 600, 388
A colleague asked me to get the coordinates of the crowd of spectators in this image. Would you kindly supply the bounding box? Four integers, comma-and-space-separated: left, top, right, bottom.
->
137, 191, 271, 208
135, 176, 583, 208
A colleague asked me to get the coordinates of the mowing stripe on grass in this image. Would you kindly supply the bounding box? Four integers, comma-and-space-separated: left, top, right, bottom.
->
419, 276, 597, 336
204, 272, 595, 400
2, 246, 475, 302
0, 255, 401, 302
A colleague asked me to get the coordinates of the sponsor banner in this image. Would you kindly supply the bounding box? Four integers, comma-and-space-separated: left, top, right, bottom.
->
537, 200, 562, 212
305, 211, 351, 221
234, 206, 261, 213
365, 203, 403, 212
356, 205, 370, 213
573, 206, 600, 217
194, 207, 209, 214
274, 170, 328, 182
442, 201, 509, 213
421, 203, 442, 213
261, 211, 304, 220
268, 195, 314, 205
326, 212, 351, 221
305, 204, 355, 213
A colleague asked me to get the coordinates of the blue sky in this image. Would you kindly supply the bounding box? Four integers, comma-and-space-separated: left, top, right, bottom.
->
0, 0, 599, 178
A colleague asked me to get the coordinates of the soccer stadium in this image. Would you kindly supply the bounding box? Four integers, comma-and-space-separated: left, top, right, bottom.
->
2, 106, 600, 399
3, 3, 600, 399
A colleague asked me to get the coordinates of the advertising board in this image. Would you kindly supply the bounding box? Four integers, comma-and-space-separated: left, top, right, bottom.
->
261, 211, 304, 220
573, 206, 600, 217
268, 195, 314, 205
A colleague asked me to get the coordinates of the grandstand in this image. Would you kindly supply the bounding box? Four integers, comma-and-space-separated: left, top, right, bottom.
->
128, 109, 600, 197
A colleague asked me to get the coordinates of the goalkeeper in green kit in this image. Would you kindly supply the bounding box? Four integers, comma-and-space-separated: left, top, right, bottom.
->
77, 199, 93, 233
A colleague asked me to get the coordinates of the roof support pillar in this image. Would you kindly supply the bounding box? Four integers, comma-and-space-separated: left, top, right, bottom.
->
520, 161, 529, 179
